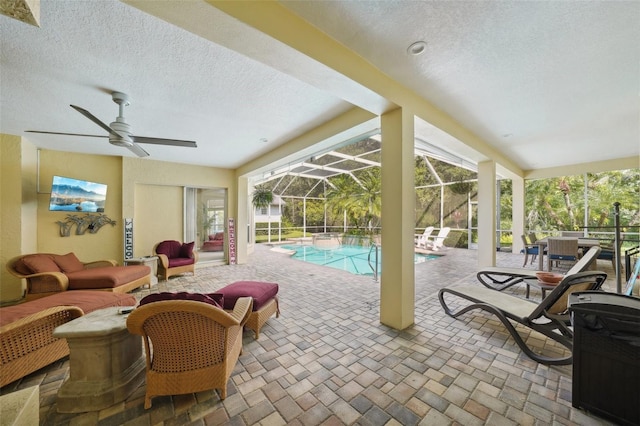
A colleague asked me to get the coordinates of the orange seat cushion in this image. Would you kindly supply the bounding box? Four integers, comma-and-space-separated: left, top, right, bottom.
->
66, 265, 149, 290
0, 291, 136, 327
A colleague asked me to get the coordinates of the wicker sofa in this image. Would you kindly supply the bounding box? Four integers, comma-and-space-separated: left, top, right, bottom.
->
0, 290, 136, 387
6, 252, 151, 300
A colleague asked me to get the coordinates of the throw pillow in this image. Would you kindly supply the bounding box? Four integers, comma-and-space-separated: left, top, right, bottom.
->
180, 241, 195, 258
22, 254, 61, 274
53, 252, 85, 273
206, 292, 224, 306
13, 258, 32, 275
214, 232, 224, 240
139, 291, 223, 309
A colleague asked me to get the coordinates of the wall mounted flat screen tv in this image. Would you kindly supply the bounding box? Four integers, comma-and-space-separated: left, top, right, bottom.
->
49, 175, 107, 212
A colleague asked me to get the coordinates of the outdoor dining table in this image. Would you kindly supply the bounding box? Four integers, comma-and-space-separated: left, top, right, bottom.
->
535, 237, 600, 271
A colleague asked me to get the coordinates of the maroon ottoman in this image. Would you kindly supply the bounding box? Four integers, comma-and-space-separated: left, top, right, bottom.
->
217, 281, 279, 338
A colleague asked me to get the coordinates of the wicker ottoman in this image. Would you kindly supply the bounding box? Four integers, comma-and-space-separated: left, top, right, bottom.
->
218, 281, 279, 338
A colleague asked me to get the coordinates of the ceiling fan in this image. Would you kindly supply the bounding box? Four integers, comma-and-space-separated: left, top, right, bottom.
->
26, 92, 197, 157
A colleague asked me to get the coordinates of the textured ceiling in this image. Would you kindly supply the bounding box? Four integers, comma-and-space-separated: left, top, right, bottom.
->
0, 0, 353, 168
281, 0, 640, 171
1, 0, 638, 173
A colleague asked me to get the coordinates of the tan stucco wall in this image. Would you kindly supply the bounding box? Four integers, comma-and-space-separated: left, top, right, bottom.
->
122, 157, 236, 258
2, 142, 236, 303
1, 135, 38, 302
37, 150, 123, 262
134, 184, 183, 257
36, 154, 236, 263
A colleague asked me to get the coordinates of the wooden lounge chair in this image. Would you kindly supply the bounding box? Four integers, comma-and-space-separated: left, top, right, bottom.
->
477, 246, 601, 295
439, 270, 607, 365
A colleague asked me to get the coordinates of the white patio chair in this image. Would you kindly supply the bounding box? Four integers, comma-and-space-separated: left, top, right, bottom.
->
414, 226, 434, 249
425, 227, 451, 251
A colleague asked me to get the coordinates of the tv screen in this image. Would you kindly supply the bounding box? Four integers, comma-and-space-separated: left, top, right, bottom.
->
49, 175, 107, 212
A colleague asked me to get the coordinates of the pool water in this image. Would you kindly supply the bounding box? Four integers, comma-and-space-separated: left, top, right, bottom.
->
280, 244, 439, 275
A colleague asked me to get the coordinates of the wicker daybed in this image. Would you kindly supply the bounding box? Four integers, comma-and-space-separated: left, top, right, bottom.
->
6, 253, 151, 300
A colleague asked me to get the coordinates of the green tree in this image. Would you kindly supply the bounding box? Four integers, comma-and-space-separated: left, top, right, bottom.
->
325, 169, 381, 233
525, 169, 639, 232
525, 177, 583, 230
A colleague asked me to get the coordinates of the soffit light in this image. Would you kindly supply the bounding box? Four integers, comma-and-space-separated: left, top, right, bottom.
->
407, 41, 427, 56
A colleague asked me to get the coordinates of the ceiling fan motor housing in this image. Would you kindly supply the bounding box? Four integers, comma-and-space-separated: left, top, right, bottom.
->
109, 119, 134, 147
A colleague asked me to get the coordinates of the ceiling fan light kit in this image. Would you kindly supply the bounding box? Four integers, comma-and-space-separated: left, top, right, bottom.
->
26, 91, 197, 158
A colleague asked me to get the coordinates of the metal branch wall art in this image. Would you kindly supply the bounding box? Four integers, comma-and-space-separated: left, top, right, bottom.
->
56, 214, 117, 237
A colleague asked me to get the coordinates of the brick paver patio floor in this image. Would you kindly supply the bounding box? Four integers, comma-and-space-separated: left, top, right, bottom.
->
2, 244, 619, 425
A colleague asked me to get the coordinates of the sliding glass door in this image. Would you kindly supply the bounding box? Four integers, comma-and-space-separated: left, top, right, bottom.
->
185, 187, 227, 261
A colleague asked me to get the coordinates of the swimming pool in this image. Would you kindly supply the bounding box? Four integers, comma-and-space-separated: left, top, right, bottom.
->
279, 244, 439, 275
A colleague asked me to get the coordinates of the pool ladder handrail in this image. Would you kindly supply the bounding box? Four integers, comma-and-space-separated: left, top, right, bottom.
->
368, 243, 380, 282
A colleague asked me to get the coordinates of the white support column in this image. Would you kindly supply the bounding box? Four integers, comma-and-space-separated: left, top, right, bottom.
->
477, 161, 497, 267
512, 175, 525, 253
380, 107, 415, 330
440, 185, 444, 228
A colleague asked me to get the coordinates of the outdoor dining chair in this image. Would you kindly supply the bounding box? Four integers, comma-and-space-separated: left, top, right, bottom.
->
520, 234, 540, 267
547, 237, 581, 271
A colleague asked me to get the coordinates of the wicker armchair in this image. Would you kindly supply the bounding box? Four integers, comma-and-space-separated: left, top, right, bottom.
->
1, 306, 83, 387
126, 297, 253, 408
153, 240, 199, 281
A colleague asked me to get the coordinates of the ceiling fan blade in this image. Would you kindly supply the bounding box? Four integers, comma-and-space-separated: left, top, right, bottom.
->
70, 104, 115, 135
132, 136, 197, 148
25, 130, 108, 138
126, 143, 150, 158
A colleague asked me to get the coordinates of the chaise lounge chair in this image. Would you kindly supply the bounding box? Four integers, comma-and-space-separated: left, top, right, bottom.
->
438, 270, 607, 365
476, 246, 601, 296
